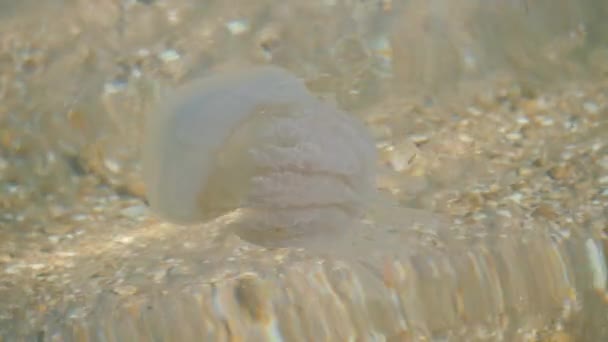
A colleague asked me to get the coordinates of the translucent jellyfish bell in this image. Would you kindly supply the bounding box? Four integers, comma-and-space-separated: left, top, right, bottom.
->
143, 65, 448, 258
144, 66, 315, 223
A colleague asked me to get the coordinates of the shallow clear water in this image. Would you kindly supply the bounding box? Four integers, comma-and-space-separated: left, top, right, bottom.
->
1, 0, 607, 340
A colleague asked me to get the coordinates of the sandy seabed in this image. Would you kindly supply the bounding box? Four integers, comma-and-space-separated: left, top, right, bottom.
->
1, 0, 607, 340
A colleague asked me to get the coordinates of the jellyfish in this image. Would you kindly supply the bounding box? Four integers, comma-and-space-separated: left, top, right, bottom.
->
143, 65, 449, 259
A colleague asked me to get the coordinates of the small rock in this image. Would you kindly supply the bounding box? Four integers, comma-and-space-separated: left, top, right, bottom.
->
532, 204, 558, 220
28, 263, 46, 271
103, 158, 121, 173
234, 276, 270, 322
583, 101, 599, 114
112, 285, 137, 296
0, 253, 12, 263
547, 165, 574, 181
458, 133, 473, 143
158, 49, 180, 63
4, 263, 23, 274
70, 214, 90, 222
113, 235, 134, 244
225, 20, 249, 35
466, 106, 482, 116
472, 212, 487, 221
496, 209, 512, 218
120, 204, 148, 220
409, 134, 430, 144
507, 192, 524, 204
506, 131, 523, 141
517, 167, 533, 177
516, 116, 530, 125
536, 116, 555, 126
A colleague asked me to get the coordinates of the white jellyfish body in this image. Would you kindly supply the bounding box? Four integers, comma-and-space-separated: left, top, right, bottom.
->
143, 67, 309, 221
143, 65, 446, 255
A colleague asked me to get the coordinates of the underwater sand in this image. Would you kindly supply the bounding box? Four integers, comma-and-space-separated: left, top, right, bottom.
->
1, 0, 607, 340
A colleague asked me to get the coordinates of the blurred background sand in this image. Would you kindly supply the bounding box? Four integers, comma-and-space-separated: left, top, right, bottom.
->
0, 0, 607, 340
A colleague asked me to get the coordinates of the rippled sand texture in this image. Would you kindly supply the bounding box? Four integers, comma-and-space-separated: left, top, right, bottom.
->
1, 0, 608, 341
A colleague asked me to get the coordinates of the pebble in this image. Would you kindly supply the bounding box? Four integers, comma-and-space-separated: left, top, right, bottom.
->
467, 106, 483, 116
112, 285, 137, 296
103, 158, 122, 173
4, 263, 23, 274
496, 209, 512, 218
29, 263, 46, 271
547, 165, 574, 181
583, 101, 600, 114
158, 49, 180, 63
119, 204, 148, 220
70, 214, 90, 222
472, 212, 487, 221
516, 116, 530, 125
409, 134, 430, 144
113, 235, 134, 244
225, 20, 249, 35
0, 253, 12, 263
103, 78, 127, 94
533, 204, 558, 220
537, 116, 555, 126
167, 9, 180, 24
507, 192, 524, 204
506, 131, 523, 141
458, 133, 474, 143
